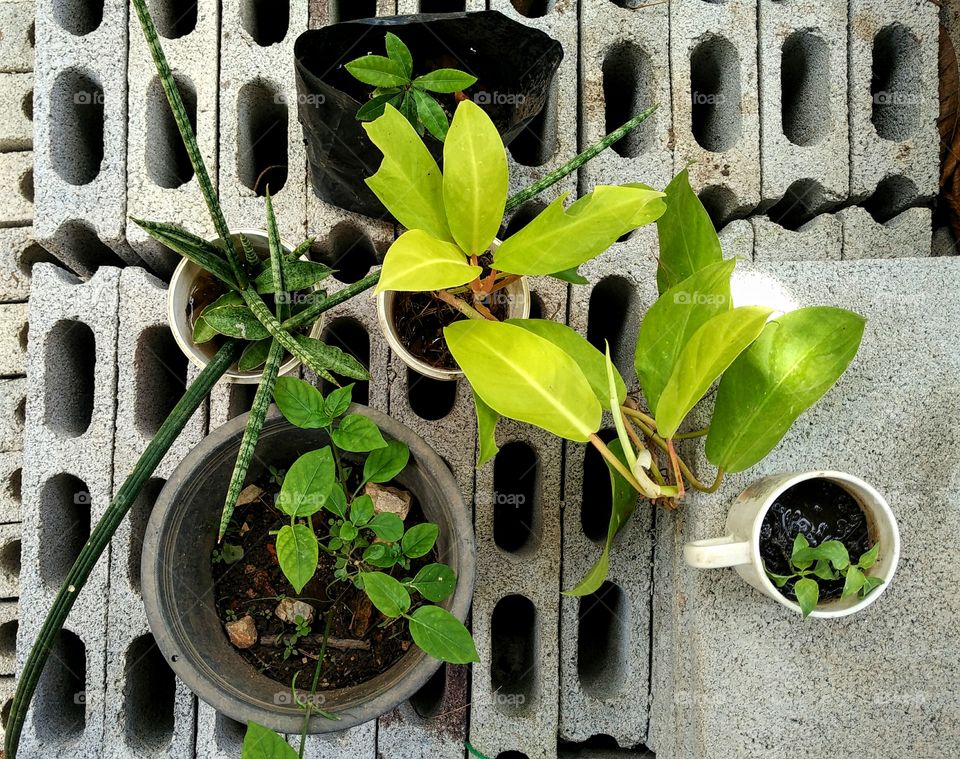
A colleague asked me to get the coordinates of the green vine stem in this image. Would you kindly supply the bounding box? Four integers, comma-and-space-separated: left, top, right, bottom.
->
504, 104, 658, 213
624, 410, 725, 494
4, 340, 243, 759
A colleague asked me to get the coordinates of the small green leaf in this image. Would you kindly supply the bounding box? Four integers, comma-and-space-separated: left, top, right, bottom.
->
356, 92, 399, 122
765, 569, 794, 588
813, 559, 838, 581
858, 541, 880, 569
412, 88, 449, 142
238, 338, 272, 371
445, 319, 602, 443
363, 440, 410, 484
273, 377, 329, 428
276, 524, 319, 594
384, 32, 413, 79
241, 721, 298, 759
363, 105, 452, 243
324, 383, 354, 419
842, 565, 866, 598
325, 483, 347, 518
791, 534, 814, 570
860, 575, 884, 596
407, 605, 479, 663
655, 169, 723, 294
400, 90, 420, 132
494, 184, 666, 276
410, 563, 457, 602
413, 69, 477, 93
705, 307, 866, 473
794, 577, 819, 617
507, 319, 626, 411
367, 512, 404, 542
276, 447, 336, 517
815, 540, 850, 570
220, 543, 244, 565
331, 414, 388, 452
402, 523, 439, 558
655, 306, 773, 438
443, 100, 508, 256
375, 229, 481, 294
345, 55, 409, 88
361, 572, 411, 617
254, 260, 332, 294
202, 302, 270, 341
362, 543, 396, 568
473, 390, 500, 468
350, 494, 374, 526
339, 522, 358, 541
192, 315, 217, 344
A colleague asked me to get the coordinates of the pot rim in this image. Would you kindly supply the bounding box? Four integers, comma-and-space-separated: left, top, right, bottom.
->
141, 405, 476, 733
166, 228, 324, 384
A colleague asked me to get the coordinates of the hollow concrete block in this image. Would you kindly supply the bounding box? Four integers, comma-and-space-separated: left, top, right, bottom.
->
0, 151, 33, 228
0, 72, 34, 151
839, 206, 932, 259
0, 1, 35, 74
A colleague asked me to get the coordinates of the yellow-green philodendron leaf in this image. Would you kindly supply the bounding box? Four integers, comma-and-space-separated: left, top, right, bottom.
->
655, 306, 773, 438
445, 320, 601, 442
375, 229, 481, 293
493, 184, 666, 276
635, 259, 736, 411
442, 100, 508, 256
655, 169, 723, 294
473, 390, 500, 467
363, 105, 452, 243
705, 307, 865, 473
507, 319, 626, 411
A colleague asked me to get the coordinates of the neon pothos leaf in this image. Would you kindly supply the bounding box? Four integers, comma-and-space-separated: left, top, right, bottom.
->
445, 320, 601, 442
473, 390, 500, 468
363, 105, 452, 242
443, 100, 508, 256
506, 319, 626, 411
635, 259, 735, 411
705, 307, 866, 473
493, 184, 666, 276
375, 229, 481, 293
655, 168, 723, 294
655, 306, 773, 439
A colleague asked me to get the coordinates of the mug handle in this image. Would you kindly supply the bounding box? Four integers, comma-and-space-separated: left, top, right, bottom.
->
683, 536, 752, 569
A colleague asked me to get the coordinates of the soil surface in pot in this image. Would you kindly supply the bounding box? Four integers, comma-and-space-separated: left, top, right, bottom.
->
212, 471, 435, 689
760, 479, 871, 602
393, 258, 512, 370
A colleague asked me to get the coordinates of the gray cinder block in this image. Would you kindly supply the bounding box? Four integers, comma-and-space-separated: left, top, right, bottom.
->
848, 0, 939, 203
0, 452, 22, 524
650, 257, 960, 758
579, 0, 673, 192
0, 72, 34, 151
718, 218, 754, 262
0, 151, 33, 228
17, 264, 120, 757
0, 302, 28, 376
0, 2, 34, 74
757, 0, 848, 212
0, 522, 20, 598
0, 377, 26, 451
558, 234, 656, 747
491, 0, 579, 203
469, 278, 566, 759
217, 0, 308, 243
287, 724, 376, 759
0, 599, 18, 675
752, 214, 842, 263
33, 0, 135, 270
0, 226, 59, 304
669, 0, 760, 221
125, 0, 220, 275
839, 206, 932, 260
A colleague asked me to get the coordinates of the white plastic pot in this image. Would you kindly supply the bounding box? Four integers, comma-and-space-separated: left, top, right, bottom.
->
167, 229, 324, 384
683, 470, 900, 618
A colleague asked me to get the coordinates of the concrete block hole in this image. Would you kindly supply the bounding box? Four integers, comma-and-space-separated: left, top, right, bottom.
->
49, 69, 104, 187
0, 539, 19, 592
406, 371, 457, 420
581, 427, 615, 542
153, 0, 198, 40
690, 34, 741, 153
493, 441, 539, 554
241, 0, 289, 46
134, 325, 188, 437
862, 174, 921, 223
126, 478, 165, 594
38, 473, 91, 586
871, 23, 921, 142
312, 223, 378, 284
510, 0, 554, 18
237, 79, 289, 196
147, 74, 197, 189
123, 633, 176, 751
419, 0, 466, 11
34, 628, 86, 741
53, 220, 126, 273
781, 30, 831, 147
603, 42, 655, 159
43, 319, 96, 437
490, 594, 537, 716
331, 0, 377, 23
586, 275, 639, 375
577, 581, 629, 699
320, 317, 370, 405
558, 733, 655, 756
409, 661, 446, 718
53, 0, 104, 37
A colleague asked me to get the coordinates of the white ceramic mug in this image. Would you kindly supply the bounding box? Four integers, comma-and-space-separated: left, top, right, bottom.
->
683, 471, 900, 618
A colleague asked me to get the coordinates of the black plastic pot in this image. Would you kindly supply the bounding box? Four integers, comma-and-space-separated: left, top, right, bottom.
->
294, 10, 563, 219
141, 405, 475, 733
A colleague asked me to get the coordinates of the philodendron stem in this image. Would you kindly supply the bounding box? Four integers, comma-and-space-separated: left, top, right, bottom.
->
588, 433, 651, 497
434, 289, 488, 320
4, 340, 243, 759
626, 412, 726, 494
504, 104, 659, 214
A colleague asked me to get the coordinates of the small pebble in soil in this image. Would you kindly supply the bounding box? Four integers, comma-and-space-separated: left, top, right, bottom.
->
365, 482, 412, 521
225, 615, 258, 649
275, 598, 315, 625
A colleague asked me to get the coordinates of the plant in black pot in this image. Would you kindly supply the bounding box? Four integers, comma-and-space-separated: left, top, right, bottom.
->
141, 378, 476, 755
294, 10, 563, 218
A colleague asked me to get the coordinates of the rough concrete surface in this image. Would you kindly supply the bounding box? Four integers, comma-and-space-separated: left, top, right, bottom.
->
0, 72, 33, 152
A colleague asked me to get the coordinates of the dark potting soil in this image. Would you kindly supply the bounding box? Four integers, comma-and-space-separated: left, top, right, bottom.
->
760, 478, 871, 602
394, 256, 511, 370
212, 472, 435, 690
